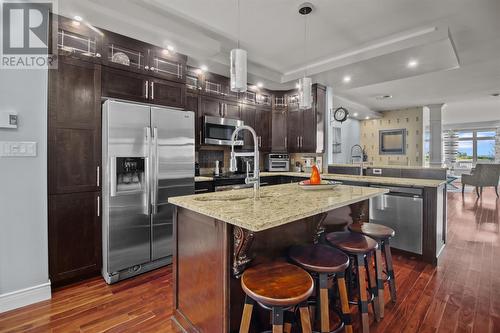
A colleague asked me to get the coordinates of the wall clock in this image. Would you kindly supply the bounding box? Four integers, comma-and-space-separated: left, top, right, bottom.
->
333, 107, 349, 123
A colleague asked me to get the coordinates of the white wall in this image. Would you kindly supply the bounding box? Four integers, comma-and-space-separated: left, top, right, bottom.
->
0, 69, 50, 312
327, 92, 362, 164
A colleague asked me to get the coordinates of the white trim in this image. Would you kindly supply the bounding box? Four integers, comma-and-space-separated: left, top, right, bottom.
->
0, 281, 51, 313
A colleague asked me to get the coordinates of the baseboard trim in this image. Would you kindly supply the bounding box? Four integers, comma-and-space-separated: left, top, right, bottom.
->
0, 281, 51, 313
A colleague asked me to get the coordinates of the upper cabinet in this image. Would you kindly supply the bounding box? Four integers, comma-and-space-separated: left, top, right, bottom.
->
147, 46, 187, 83
54, 16, 102, 61
102, 32, 150, 75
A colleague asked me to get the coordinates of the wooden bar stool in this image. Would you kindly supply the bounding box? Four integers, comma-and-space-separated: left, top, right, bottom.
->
348, 222, 397, 314
240, 262, 314, 333
288, 244, 353, 333
325, 231, 381, 333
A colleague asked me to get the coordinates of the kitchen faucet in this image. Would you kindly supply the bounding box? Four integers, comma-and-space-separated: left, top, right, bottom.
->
229, 125, 260, 200
350, 144, 364, 176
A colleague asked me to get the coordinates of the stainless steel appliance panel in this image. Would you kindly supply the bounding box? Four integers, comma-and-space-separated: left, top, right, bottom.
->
369, 189, 423, 254
203, 116, 244, 146
151, 108, 195, 260
104, 100, 152, 273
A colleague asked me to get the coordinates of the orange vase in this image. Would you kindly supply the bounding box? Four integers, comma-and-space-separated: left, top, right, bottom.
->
310, 165, 321, 185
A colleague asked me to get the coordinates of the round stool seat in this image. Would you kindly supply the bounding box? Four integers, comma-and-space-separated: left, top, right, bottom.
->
326, 231, 378, 254
288, 244, 350, 273
241, 262, 314, 307
348, 222, 395, 240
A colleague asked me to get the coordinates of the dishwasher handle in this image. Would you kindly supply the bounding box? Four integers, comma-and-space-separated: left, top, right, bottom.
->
370, 184, 423, 197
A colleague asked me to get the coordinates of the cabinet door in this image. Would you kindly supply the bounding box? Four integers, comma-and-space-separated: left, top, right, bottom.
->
150, 78, 185, 108
200, 96, 222, 117
147, 45, 187, 83
271, 110, 288, 152
224, 100, 241, 119
49, 192, 101, 286
186, 93, 201, 148
102, 31, 149, 74
287, 107, 302, 153
102, 67, 148, 103
240, 105, 256, 149
255, 106, 271, 152
48, 56, 101, 194
301, 107, 316, 153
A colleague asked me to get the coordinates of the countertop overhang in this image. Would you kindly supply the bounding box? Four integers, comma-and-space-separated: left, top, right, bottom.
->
196, 172, 446, 188
169, 183, 388, 232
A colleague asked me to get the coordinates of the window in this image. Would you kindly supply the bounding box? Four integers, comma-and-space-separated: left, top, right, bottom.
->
456, 129, 496, 166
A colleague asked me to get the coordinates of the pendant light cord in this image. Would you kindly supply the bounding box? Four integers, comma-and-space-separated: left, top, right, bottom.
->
237, 0, 240, 49
303, 12, 308, 77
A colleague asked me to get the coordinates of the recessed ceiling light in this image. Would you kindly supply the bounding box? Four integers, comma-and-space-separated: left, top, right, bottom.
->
167, 45, 175, 52
365, 116, 370, 120
490, 93, 500, 97
73, 15, 83, 22
375, 94, 393, 100
162, 49, 170, 55
407, 59, 418, 68
200, 65, 208, 72
353, 112, 359, 117
256, 82, 264, 88
296, 83, 301, 89
342, 75, 352, 83
194, 69, 203, 75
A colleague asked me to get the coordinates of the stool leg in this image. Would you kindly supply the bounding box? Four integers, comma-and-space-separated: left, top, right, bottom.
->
356, 254, 370, 333
337, 272, 353, 333
383, 240, 397, 303
283, 310, 292, 333
272, 307, 284, 333
318, 273, 330, 333
299, 303, 312, 333
239, 295, 254, 333
365, 252, 381, 322
374, 243, 385, 318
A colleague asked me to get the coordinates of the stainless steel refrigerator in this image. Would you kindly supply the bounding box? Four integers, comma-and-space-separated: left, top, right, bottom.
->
102, 100, 194, 284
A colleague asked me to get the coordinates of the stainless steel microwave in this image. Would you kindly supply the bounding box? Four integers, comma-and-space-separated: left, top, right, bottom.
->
203, 116, 244, 146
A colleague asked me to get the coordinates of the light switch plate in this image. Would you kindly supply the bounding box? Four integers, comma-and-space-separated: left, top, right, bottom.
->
0, 141, 37, 157
372, 168, 382, 175
0, 111, 18, 129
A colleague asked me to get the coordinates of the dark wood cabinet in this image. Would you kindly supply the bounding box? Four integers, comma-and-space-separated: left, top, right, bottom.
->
102, 31, 150, 74
240, 104, 256, 149
49, 56, 101, 194
271, 109, 287, 152
224, 100, 241, 119
49, 192, 101, 286
147, 45, 187, 83
186, 93, 201, 148
102, 67, 185, 108
48, 56, 102, 286
287, 106, 302, 153
102, 67, 148, 102
150, 78, 185, 108
200, 95, 223, 117
255, 106, 271, 152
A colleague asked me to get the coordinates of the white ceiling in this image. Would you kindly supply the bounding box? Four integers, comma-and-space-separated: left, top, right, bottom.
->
59, 0, 500, 117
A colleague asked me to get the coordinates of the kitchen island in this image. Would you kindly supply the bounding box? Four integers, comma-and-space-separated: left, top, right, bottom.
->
168, 183, 388, 332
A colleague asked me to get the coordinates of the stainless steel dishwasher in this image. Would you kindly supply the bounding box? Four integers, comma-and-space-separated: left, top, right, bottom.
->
369, 185, 423, 254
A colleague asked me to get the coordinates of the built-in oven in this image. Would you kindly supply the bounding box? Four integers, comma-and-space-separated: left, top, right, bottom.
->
203, 116, 244, 146
265, 153, 290, 172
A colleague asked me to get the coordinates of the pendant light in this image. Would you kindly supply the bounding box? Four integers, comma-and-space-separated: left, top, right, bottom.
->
230, 0, 247, 92
298, 3, 313, 109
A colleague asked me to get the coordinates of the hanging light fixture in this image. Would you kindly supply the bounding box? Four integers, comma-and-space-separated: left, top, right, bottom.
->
230, 0, 247, 92
298, 2, 313, 109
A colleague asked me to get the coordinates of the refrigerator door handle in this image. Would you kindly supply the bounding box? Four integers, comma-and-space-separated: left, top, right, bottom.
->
145, 127, 152, 215
151, 81, 154, 100
145, 80, 149, 99
152, 127, 159, 214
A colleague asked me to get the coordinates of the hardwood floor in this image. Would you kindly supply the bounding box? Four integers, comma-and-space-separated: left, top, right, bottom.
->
1, 189, 499, 332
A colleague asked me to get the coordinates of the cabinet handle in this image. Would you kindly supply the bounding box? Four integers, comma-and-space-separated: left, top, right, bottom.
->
258, 136, 262, 147
297, 136, 300, 147
97, 195, 100, 217
151, 81, 154, 100
301, 136, 303, 147
96, 166, 100, 187
195, 188, 209, 193
199, 130, 202, 145
150, 67, 155, 71
145, 65, 149, 70
285, 136, 287, 149
145, 80, 149, 99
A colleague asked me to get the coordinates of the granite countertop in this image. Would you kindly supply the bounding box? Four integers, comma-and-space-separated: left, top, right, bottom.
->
329, 163, 447, 170
169, 183, 388, 232
195, 172, 446, 188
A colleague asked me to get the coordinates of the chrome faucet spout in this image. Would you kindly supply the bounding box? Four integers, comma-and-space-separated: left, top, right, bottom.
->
229, 125, 260, 200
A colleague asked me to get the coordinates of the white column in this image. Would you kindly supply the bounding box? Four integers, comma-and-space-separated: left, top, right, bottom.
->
427, 104, 445, 167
